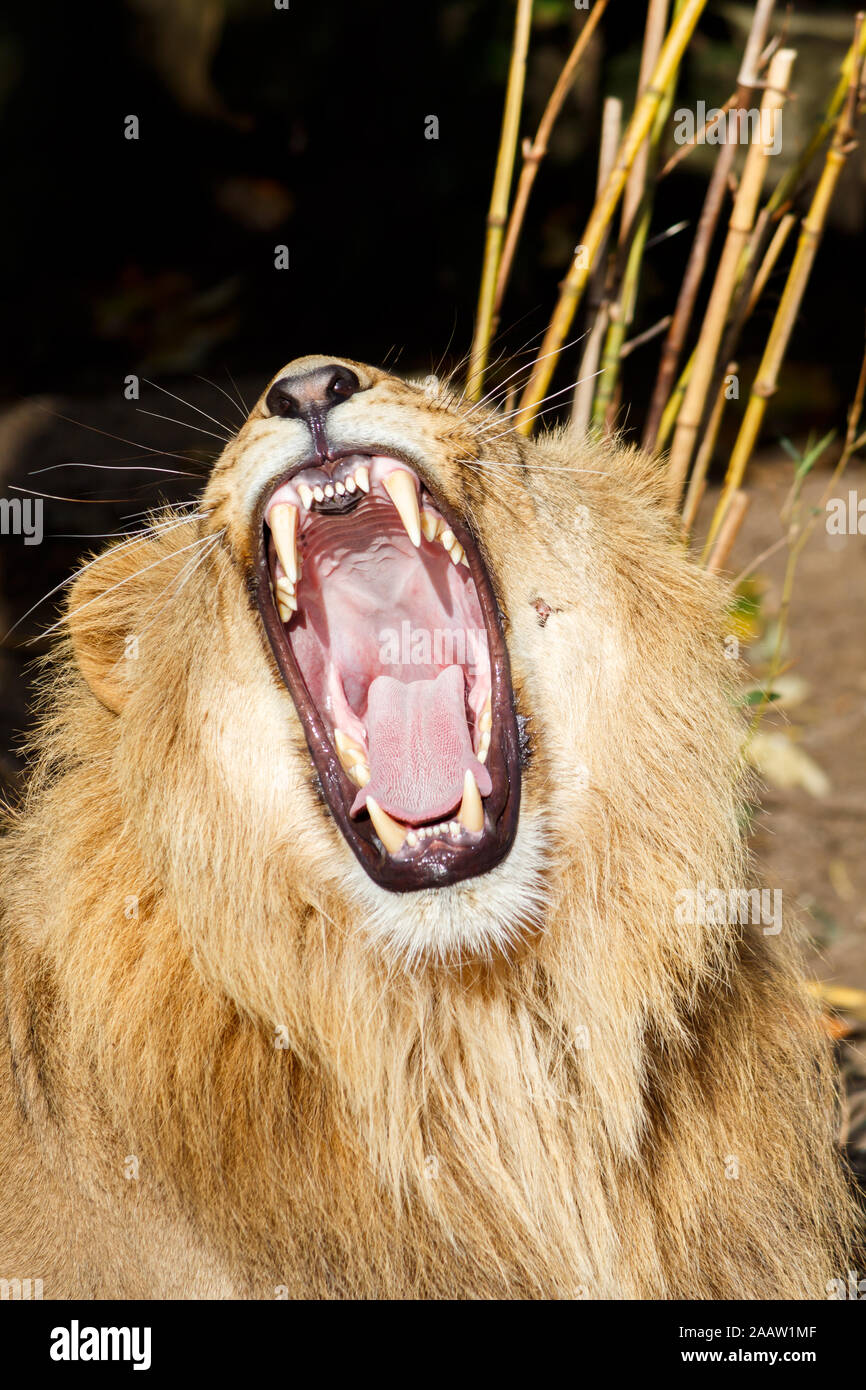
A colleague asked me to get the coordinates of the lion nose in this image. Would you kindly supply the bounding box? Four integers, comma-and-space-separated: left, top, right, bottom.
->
265, 364, 360, 421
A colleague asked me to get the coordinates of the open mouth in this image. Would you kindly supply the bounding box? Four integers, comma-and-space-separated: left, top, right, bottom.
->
252, 450, 522, 891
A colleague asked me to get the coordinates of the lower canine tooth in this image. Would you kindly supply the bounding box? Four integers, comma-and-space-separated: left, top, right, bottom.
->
458, 768, 484, 833
270, 503, 299, 583
383, 470, 421, 547
355, 466, 370, 494
366, 796, 406, 854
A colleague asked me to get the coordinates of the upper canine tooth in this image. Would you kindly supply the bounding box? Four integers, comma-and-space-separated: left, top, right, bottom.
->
270, 503, 299, 583
298, 483, 314, 510
383, 470, 421, 546
420, 509, 440, 543
366, 796, 406, 854
355, 466, 370, 493
458, 768, 484, 833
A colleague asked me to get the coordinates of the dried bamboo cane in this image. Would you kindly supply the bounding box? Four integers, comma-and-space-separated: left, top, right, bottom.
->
492, 0, 610, 332
766, 18, 866, 219
572, 96, 622, 435
513, 0, 710, 435
466, 0, 534, 401
654, 209, 793, 454
592, 0, 675, 433
641, 0, 777, 451
704, 32, 864, 552
706, 488, 750, 573
665, 47, 796, 498
681, 361, 738, 533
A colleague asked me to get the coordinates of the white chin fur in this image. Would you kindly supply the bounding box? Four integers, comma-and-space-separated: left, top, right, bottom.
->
343, 811, 549, 966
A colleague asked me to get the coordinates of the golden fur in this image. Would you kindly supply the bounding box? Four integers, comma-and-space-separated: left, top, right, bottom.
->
0, 356, 856, 1297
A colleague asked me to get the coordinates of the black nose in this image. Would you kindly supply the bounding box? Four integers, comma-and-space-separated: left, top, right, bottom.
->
265, 364, 360, 420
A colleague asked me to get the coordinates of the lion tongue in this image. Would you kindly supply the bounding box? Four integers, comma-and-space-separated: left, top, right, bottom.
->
350, 665, 491, 826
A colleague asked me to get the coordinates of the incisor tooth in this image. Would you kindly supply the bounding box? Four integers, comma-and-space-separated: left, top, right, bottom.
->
440, 528, 455, 551
383, 470, 421, 547
355, 466, 370, 493
324, 484, 334, 498
366, 796, 406, 854
420, 509, 439, 542
449, 543, 464, 566
313, 486, 325, 503
346, 475, 357, 493
298, 483, 313, 510
480, 703, 492, 733
277, 597, 296, 622
406, 831, 419, 847
270, 503, 299, 583
347, 763, 371, 788
458, 768, 484, 833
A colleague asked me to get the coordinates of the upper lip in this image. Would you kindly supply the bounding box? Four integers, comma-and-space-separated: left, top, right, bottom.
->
249, 445, 522, 892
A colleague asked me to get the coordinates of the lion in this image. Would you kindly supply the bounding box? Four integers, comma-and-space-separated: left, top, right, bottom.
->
0, 355, 856, 1298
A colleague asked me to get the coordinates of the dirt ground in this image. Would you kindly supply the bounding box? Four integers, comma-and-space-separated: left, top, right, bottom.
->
695, 457, 866, 992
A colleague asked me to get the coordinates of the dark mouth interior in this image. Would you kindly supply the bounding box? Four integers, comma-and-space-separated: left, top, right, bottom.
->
255, 451, 521, 891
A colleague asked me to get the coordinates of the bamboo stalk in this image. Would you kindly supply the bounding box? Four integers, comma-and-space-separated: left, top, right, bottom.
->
621, 0, 671, 238
744, 211, 796, 316
513, 0, 711, 434
641, 0, 777, 452
572, 96, 622, 434
666, 48, 796, 499
492, 0, 610, 332
706, 488, 750, 573
766, 19, 866, 219
705, 31, 864, 551
466, 0, 534, 401
681, 360, 738, 533
593, 0, 678, 433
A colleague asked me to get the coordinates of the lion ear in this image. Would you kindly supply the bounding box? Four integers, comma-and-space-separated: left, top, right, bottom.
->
67, 538, 156, 713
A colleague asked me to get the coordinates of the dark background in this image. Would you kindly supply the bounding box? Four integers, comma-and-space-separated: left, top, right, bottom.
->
0, 0, 863, 415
